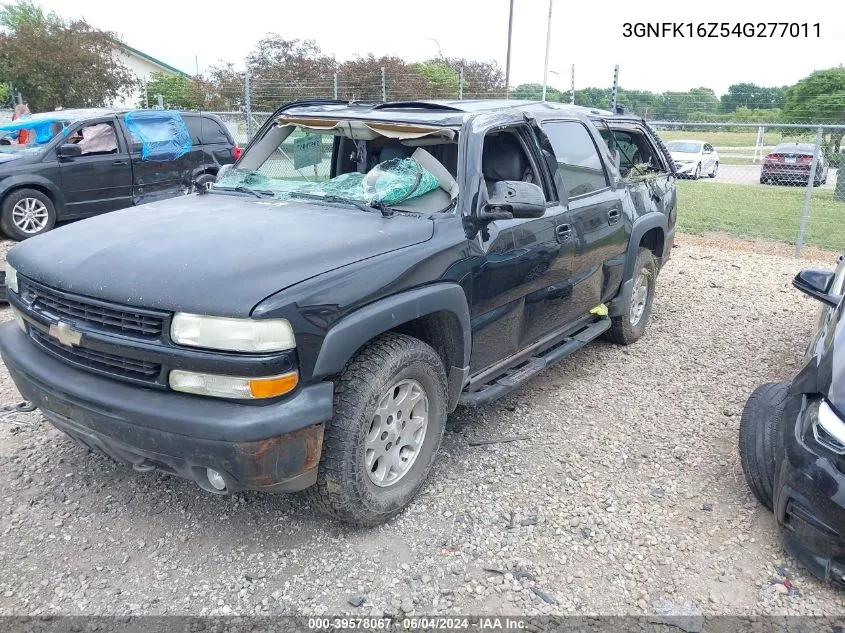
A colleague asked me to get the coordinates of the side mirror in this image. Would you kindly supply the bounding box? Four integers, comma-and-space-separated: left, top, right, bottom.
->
793, 268, 843, 308
216, 164, 233, 181
480, 181, 546, 221
57, 143, 81, 159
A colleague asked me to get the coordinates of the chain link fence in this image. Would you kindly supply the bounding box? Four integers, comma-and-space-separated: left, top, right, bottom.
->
648, 122, 845, 255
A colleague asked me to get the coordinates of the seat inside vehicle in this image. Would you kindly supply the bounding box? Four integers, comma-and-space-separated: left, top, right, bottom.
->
481, 132, 538, 195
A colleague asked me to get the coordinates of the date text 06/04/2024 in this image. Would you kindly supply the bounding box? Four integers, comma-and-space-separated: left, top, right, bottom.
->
623, 22, 820, 38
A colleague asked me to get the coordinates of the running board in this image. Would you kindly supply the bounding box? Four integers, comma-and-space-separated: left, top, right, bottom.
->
458, 318, 611, 407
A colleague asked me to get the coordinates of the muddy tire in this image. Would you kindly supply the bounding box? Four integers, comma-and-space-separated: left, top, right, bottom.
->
306, 333, 448, 526
605, 248, 656, 346
738, 382, 789, 511
1, 188, 56, 240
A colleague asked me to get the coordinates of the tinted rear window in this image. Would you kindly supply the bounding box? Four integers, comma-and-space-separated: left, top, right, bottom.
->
182, 116, 203, 145
201, 117, 231, 145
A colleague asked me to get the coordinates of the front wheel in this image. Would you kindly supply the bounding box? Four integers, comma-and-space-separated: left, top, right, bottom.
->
692, 163, 701, 180
307, 333, 448, 526
1, 188, 57, 240
604, 247, 657, 346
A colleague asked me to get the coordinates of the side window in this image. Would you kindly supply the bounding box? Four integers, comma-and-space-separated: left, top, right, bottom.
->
704, 143, 713, 153
67, 122, 119, 156
201, 118, 231, 145
542, 121, 608, 199
480, 128, 544, 196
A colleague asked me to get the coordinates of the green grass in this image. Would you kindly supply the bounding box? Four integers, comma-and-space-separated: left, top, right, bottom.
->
657, 129, 817, 148
676, 180, 845, 251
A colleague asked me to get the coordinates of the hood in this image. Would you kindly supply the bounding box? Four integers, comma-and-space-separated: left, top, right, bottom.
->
0, 151, 33, 164
9, 194, 434, 317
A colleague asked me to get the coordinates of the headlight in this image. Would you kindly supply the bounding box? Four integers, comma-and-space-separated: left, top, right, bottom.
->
5, 263, 18, 294
170, 313, 295, 353
169, 369, 298, 399
812, 399, 845, 454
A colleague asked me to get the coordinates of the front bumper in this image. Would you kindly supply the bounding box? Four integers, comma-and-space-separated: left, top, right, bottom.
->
0, 323, 333, 494
775, 392, 845, 586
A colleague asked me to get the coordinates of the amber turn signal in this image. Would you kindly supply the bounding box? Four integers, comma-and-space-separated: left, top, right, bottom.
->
248, 371, 299, 398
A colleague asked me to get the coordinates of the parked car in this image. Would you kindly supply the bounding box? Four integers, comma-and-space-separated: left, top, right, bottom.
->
0, 99, 678, 525
760, 142, 828, 186
0, 108, 239, 240
665, 139, 719, 179
740, 256, 845, 586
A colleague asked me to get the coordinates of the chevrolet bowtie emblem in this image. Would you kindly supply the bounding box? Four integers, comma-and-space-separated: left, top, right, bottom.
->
48, 321, 82, 348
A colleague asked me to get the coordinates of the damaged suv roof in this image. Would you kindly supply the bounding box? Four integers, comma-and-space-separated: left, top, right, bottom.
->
280, 99, 619, 127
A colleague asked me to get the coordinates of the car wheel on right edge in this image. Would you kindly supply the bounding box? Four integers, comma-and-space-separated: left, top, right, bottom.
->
738, 382, 789, 511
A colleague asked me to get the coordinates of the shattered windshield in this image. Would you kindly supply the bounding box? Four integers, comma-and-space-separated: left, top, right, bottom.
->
213, 122, 459, 213
666, 141, 702, 154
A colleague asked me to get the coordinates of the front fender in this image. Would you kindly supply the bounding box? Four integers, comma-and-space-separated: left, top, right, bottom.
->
0, 175, 66, 212
312, 283, 471, 410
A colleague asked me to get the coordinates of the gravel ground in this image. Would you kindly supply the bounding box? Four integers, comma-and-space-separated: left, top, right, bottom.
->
1, 233, 845, 618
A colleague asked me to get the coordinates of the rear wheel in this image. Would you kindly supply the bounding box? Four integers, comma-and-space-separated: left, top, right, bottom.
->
306, 333, 448, 526
193, 173, 217, 192
738, 382, 789, 511
1, 188, 56, 240
605, 248, 656, 346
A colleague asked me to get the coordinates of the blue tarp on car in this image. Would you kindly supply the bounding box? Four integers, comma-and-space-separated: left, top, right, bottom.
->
123, 110, 192, 161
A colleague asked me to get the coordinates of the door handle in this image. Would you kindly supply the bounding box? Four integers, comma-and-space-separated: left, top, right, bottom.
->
112, 160, 128, 166
556, 223, 572, 242
608, 208, 621, 225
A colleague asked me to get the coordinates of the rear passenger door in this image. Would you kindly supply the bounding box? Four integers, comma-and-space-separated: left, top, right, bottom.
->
540, 119, 629, 310
116, 113, 195, 205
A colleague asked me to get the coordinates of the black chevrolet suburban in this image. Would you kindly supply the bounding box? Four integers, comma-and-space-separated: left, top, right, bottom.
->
0, 108, 239, 240
0, 99, 677, 525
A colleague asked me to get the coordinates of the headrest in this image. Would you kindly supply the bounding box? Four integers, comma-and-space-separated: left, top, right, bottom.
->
482, 134, 528, 182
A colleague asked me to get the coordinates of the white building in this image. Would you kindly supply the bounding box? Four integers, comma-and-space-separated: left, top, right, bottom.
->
111, 42, 189, 108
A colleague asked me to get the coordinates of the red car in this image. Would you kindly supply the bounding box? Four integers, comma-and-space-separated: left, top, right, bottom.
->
760, 142, 829, 186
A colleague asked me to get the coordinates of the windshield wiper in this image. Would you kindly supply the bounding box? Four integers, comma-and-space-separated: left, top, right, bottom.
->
211, 185, 274, 198
289, 192, 392, 216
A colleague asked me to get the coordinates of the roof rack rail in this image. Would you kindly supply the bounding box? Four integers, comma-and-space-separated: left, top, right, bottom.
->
371, 101, 464, 112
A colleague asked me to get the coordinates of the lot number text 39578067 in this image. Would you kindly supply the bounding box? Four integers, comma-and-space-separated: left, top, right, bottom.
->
622, 23, 820, 38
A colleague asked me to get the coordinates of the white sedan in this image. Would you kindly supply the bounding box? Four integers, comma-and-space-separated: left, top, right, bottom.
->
666, 139, 719, 179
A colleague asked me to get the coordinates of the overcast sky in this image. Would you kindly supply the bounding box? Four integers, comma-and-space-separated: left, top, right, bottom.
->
36, 0, 843, 96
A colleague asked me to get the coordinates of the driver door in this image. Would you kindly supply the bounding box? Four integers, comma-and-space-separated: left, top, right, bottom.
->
468, 124, 571, 373
58, 118, 133, 218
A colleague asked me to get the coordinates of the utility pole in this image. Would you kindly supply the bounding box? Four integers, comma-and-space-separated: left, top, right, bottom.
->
570, 64, 575, 104
381, 67, 387, 102
459, 67, 464, 100
244, 63, 253, 139
333, 73, 338, 100
505, 0, 514, 97
611, 65, 619, 112
541, 0, 553, 101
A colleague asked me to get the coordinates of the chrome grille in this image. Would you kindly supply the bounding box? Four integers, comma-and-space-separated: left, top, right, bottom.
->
19, 277, 164, 337
30, 327, 161, 382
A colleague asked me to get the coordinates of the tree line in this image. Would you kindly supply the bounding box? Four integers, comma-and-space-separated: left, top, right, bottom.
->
1, 0, 843, 147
